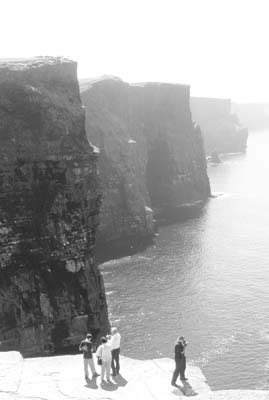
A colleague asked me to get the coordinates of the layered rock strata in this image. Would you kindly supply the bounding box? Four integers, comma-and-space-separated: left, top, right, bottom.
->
0, 58, 109, 356
81, 78, 211, 256
191, 97, 248, 155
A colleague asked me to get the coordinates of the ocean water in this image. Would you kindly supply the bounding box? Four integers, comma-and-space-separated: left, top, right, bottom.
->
100, 131, 269, 390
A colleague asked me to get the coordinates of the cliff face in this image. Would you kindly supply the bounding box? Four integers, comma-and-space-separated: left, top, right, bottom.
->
0, 58, 109, 356
190, 97, 248, 155
81, 78, 211, 254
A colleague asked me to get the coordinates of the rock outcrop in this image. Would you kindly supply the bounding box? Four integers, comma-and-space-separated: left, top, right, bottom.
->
81, 78, 211, 257
232, 102, 269, 130
191, 97, 248, 155
0, 58, 109, 356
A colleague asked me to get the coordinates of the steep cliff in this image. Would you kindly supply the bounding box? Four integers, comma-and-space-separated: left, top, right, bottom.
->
190, 97, 248, 155
81, 78, 211, 256
0, 58, 109, 356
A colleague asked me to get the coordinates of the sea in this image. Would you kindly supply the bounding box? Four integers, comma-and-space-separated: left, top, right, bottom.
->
99, 130, 269, 390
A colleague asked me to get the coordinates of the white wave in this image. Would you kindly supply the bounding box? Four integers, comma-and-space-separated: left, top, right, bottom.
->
100, 256, 132, 269
211, 192, 233, 199
105, 290, 115, 296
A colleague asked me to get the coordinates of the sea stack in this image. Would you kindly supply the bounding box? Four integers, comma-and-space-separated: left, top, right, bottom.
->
81, 77, 211, 258
190, 97, 248, 155
0, 57, 109, 355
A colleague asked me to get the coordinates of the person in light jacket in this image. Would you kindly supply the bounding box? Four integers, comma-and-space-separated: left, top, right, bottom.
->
96, 336, 112, 383
110, 327, 121, 376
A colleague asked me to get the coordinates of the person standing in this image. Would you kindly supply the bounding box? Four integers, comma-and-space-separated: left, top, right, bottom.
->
110, 327, 121, 376
171, 336, 188, 386
96, 336, 112, 383
79, 333, 99, 380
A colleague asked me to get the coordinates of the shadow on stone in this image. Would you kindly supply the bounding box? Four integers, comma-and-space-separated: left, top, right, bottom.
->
100, 380, 119, 391
175, 380, 198, 397
84, 377, 98, 389
113, 373, 128, 387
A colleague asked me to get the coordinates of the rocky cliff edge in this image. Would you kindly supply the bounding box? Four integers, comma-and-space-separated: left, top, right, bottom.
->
0, 57, 109, 355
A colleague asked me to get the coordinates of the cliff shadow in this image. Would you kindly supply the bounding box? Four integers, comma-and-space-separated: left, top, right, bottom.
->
156, 199, 210, 227
95, 235, 155, 264
95, 202, 211, 264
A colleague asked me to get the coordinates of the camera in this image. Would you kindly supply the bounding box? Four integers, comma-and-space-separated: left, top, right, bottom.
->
180, 337, 187, 346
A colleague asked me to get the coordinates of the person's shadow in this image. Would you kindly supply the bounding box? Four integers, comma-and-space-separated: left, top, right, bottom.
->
113, 373, 128, 387
84, 376, 98, 389
172, 381, 198, 397
100, 380, 119, 391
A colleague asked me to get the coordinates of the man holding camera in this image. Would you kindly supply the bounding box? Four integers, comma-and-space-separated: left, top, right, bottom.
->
79, 333, 99, 380
171, 336, 188, 386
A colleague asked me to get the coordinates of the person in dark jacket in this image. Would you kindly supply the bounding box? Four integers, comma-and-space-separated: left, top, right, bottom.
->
79, 333, 99, 380
171, 336, 188, 386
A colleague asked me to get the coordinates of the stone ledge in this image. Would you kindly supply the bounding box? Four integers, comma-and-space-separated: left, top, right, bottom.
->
0, 352, 268, 399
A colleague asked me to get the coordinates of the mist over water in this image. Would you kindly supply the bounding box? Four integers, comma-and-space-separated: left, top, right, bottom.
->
100, 131, 269, 390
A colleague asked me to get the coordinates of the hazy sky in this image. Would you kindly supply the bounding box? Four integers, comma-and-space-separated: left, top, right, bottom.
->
1, 0, 269, 102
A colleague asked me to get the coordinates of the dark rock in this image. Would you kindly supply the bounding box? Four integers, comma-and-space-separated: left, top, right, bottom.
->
190, 97, 248, 154
0, 57, 109, 356
81, 78, 211, 256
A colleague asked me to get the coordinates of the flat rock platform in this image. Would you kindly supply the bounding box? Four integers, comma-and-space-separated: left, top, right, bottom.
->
0, 351, 269, 399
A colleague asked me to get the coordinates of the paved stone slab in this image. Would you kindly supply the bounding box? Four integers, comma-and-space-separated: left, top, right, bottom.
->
0, 351, 23, 394
0, 352, 212, 400
1, 351, 269, 400
58, 355, 212, 399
